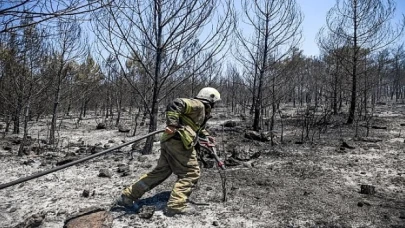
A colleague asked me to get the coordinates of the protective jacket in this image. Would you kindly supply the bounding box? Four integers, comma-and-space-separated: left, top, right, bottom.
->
161, 98, 210, 149
122, 98, 210, 212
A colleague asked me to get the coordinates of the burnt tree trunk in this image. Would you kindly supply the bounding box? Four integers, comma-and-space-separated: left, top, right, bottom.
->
143, 1, 162, 155
347, 0, 358, 124
18, 100, 30, 156
12, 97, 22, 134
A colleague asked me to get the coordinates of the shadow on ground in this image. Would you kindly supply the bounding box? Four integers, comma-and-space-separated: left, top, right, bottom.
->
110, 191, 171, 214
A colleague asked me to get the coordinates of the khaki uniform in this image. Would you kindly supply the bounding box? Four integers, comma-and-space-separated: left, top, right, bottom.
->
122, 98, 210, 212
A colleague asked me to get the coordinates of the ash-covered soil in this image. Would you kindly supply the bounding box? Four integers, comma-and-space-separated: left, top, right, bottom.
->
0, 104, 404, 228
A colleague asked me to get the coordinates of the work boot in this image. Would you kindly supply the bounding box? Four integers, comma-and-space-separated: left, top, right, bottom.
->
114, 194, 134, 208
164, 205, 197, 217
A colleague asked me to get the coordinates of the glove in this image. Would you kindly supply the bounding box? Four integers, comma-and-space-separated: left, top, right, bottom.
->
165, 126, 177, 134
207, 136, 216, 144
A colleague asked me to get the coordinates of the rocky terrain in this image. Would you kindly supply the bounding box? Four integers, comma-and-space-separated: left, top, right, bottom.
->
0, 103, 404, 228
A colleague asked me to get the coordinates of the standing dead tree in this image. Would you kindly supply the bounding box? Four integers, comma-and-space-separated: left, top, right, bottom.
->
318, 0, 405, 124
16, 18, 47, 156
48, 20, 85, 145
234, 0, 303, 131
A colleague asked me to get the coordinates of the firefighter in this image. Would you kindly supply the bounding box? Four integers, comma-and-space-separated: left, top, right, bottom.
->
115, 87, 221, 216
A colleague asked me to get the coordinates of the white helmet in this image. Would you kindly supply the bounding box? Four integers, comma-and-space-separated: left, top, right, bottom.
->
196, 87, 221, 103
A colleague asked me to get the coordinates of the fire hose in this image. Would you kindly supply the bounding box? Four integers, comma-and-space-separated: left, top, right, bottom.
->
0, 129, 164, 190
0, 128, 226, 191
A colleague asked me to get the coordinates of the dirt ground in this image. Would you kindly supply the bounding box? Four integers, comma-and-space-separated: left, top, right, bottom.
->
0, 103, 404, 228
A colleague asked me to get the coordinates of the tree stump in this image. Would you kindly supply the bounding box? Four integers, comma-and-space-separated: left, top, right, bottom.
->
360, 185, 375, 195
64, 209, 113, 228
